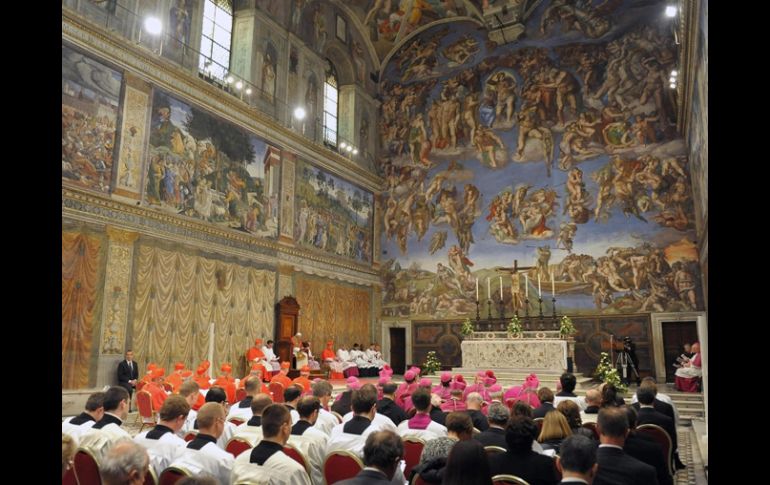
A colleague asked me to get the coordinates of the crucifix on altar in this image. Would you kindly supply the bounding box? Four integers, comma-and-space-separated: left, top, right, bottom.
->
495, 259, 535, 316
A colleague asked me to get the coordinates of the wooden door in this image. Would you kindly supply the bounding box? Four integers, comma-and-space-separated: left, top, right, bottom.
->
662, 321, 698, 382
389, 327, 406, 375
276, 297, 300, 363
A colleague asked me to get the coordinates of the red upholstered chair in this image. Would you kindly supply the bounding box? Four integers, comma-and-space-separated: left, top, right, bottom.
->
269, 382, 285, 403
533, 417, 544, 433
330, 411, 343, 424
553, 455, 561, 481
62, 465, 77, 485
484, 445, 507, 457
73, 448, 102, 485
158, 466, 192, 485
403, 436, 426, 480
136, 390, 156, 432
144, 466, 158, 485
323, 450, 364, 484
226, 437, 254, 457
183, 431, 198, 442
235, 388, 247, 402
406, 407, 417, 418
636, 424, 675, 476
137, 380, 147, 392
581, 422, 599, 440
413, 473, 430, 485
228, 416, 246, 426
491, 474, 531, 485
162, 382, 174, 393
284, 443, 312, 476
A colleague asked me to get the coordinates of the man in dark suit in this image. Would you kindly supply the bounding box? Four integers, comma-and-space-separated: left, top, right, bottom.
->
623, 406, 673, 485
488, 416, 559, 485
635, 386, 678, 465
376, 383, 408, 426
117, 349, 139, 411
594, 407, 659, 485
556, 434, 598, 484
631, 381, 675, 424
337, 430, 404, 485
477, 403, 509, 449
533, 387, 556, 419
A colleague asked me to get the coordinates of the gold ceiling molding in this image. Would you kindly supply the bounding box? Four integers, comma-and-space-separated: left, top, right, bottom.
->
677, 0, 699, 138
62, 8, 383, 193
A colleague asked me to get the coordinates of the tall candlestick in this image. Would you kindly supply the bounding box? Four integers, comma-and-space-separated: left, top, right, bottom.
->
525, 274, 528, 297
499, 276, 503, 300
487, 277, 491, 300
551, 270, 555, 295
538, 274, 541, 297
475, 278, 479, 301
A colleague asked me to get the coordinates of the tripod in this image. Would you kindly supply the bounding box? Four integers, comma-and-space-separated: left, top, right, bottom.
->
615, 350, 640, 384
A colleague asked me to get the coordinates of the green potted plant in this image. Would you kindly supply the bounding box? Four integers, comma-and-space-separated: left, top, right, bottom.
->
507, 314, 523, 337
594, 351, 627, 395
460, 317, 475, 337
559, 315, 577, 338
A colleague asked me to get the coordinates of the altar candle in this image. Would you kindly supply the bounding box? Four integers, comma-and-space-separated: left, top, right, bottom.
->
476, 278, 479, 301
551, 270, 555, 295
487, 277, 491, 300
538, 274, 541, 297
499, 276, 503, 300
525, 274, 528, 297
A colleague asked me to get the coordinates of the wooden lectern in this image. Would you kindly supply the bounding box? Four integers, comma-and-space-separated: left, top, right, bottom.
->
275, 296, 299, 365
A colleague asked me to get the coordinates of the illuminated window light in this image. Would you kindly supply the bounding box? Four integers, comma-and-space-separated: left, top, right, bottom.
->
144, 17, 162, 35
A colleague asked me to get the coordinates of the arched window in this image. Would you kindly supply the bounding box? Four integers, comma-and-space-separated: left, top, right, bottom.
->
199, 0, 233, 81
323, 61, 338, 147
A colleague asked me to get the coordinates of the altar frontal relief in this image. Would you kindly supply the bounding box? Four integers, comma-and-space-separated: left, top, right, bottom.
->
145, 89, 280, 238
295, 160, 374, 264
62, 45, 122, 194
380, 1, 702, 320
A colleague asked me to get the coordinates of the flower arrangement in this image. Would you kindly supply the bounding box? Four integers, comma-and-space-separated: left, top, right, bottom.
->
594, 351, 627, 394
507, 314, 523, 336
422, 351, 442, 375
559, 315, 576, 337
460, 317, 475, 336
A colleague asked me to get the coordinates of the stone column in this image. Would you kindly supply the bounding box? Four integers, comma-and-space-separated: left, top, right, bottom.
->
96, 226, 140, 388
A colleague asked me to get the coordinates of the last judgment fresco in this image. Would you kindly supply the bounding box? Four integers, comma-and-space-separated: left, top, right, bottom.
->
379, 0, 702, 318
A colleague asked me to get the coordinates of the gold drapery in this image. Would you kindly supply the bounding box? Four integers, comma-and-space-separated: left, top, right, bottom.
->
132, 245, 275, 376
62, 231, 103, 389
295, 277, 371, 354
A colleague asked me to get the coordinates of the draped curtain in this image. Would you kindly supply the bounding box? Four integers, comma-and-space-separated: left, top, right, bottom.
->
295, 277, 371, 353
62, 231, 103, 389
132, 245, 275, 376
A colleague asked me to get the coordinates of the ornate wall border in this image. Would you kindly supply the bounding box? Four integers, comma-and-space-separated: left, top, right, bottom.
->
63, 188, 379, 286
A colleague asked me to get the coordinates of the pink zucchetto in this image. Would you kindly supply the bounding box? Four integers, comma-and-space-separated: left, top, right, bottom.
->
346, 376, 361, 390
450, 380, 467, 391
440, 371, 452, 383
419, 378, 432, 388
404, 370, 417, 382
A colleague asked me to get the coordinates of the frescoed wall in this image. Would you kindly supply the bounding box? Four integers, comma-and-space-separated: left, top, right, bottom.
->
294, 160, 374, 264
62, 45, 122, 194
145, 89, 280, 238
379, 1, 702, 321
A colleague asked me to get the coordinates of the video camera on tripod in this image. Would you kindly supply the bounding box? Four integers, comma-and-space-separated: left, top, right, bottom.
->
609, 335, 640, 385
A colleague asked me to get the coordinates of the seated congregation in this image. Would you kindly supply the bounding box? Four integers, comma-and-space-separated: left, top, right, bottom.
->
63, 361, 684, 485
